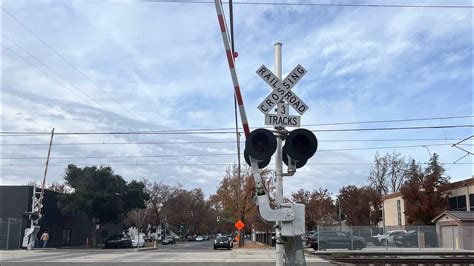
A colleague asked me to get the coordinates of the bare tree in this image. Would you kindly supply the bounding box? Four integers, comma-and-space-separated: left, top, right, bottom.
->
144, 180, 182, 228
210, 164, 274, 233
388, 152, 408, 193
48, 182, 72, 193
123, 208, 148, 232
368, 152, 407, 195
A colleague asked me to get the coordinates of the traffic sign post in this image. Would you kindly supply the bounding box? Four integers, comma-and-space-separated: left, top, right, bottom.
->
234, 220, 245, 231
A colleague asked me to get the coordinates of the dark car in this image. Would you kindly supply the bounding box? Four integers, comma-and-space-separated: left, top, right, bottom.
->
162, 236, 176, 245
309, 231, 366, 251
104, 234, 133, 249
394, 230, 416, 247
306, 232, 318, 246
214, 236, 232, 250
394, 230, 438, 248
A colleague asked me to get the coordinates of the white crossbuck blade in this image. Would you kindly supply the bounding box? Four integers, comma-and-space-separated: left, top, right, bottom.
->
256, 64, 309, 115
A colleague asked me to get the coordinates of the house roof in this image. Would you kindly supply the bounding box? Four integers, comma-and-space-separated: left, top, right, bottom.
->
381, 191, 402, 200
432, 210, 474, 223
449, 177, 474, 189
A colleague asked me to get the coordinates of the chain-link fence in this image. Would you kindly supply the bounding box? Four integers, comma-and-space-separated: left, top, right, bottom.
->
255, 224, 474, 251
0, 218, 24, 249
304, 225, 474, 251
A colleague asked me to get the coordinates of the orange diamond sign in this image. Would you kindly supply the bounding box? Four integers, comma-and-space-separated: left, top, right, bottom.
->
234, 220, 245, 231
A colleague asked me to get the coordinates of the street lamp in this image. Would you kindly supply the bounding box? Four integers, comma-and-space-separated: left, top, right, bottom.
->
422, 145, 432, 159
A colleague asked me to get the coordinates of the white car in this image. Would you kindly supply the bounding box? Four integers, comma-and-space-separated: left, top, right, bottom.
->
373, 230, 406, 246
195, 236, 204, 241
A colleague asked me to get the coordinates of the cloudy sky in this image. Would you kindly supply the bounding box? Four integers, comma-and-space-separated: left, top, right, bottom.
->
1, 0, 472, 198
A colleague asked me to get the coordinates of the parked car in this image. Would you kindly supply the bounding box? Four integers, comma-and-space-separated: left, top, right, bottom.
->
162, 236, 176, 245
393, 230, 438, 248
309, 231, 366, 251
306, 232, 318, 246
214, 236, 232, 250
372, 230, 406, 246
196, 236, 204, 241
394, 230, 417, 247
104, 234, 133, 249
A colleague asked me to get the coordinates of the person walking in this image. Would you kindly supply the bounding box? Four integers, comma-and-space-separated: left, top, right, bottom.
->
40, 230, 49, 248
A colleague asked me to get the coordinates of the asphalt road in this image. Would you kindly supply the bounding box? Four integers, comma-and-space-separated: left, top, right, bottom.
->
1, 240, 332, 266
157, 239, 217, 251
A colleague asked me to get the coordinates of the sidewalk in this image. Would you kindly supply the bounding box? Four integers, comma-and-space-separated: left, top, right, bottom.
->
234, 240, 271, 249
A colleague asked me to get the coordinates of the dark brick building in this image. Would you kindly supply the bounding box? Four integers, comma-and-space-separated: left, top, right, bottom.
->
0, 186, 122, 249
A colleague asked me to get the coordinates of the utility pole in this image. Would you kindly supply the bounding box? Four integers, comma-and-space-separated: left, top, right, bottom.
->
228, 0, 244, 248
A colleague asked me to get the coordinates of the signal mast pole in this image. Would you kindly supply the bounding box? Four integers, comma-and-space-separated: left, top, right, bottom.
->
274, 43, 285, 266
25, 128, 55, 250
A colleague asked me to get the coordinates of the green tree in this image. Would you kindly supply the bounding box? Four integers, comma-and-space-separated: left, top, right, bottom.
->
400, 154, 450, 224
58, 164, 149, 225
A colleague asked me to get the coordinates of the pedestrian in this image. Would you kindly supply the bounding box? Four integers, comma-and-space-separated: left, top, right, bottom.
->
40, 230, 49, 248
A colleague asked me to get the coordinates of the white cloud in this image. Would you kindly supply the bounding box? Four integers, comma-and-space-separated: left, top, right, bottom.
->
1, 1, 472, 197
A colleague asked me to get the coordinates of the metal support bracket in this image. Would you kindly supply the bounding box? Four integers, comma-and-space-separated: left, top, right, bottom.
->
256, 195, 295, 222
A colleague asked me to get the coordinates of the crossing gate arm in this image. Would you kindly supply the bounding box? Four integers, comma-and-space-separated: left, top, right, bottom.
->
213, 0, 294, 223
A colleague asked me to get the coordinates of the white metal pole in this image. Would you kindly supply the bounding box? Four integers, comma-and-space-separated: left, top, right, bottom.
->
274, 42, 284, 266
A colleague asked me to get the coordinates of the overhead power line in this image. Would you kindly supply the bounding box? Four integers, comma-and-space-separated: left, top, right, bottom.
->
2, 8, 143, 121
303, 115, 474, 127
1, 137, 467, 146
0, 143, 460, 160
141, 0, 474, 9
1, 162, 471, 167
0, 124, 472, 137
2, 44, 97, 106
2, 35, 106, 110
0, 115, 471, 137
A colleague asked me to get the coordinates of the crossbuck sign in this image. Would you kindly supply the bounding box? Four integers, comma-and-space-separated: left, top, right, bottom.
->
256, 64, 309, 127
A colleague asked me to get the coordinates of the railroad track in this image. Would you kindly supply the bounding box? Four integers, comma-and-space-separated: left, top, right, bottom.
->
324, 256, 474, 264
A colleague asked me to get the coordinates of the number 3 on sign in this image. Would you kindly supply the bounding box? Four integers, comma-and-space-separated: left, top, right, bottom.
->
277, 103, 289, 116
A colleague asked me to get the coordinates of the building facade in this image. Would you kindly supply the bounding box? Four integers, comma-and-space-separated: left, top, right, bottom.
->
382, 177, 474, 227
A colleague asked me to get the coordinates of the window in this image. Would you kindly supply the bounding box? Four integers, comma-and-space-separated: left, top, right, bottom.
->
470, 194, 474, 211
448, 197, 457, 210
458, 196, 467, 210
397, 200, 402, 226
448, 195, 467, 211
320, 231, 336, 237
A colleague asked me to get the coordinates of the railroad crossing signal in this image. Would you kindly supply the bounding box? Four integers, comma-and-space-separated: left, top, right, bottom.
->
245, 62, 317, 168
256, 64, 309, 128
244, 127, 317, 169
256, 64, 309, 115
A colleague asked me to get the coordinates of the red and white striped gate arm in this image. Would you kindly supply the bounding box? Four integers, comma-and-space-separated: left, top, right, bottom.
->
214, 0, 267, 191
213, 0, 250, 138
